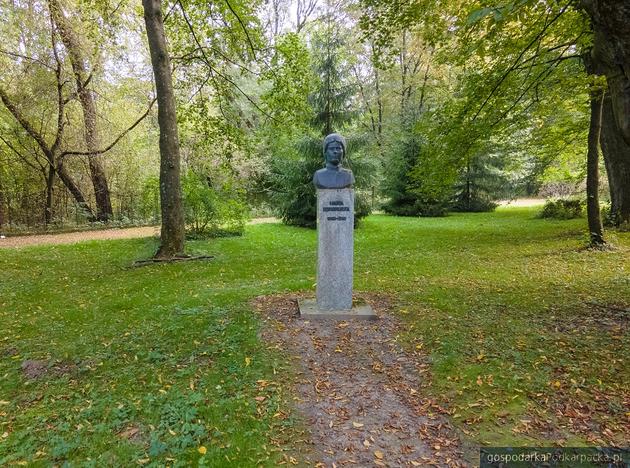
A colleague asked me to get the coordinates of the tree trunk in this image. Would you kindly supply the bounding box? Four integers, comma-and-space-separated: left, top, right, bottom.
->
49, 0, 113, 222
600, 94, 630, 225
586, 88, 605, 245
373, 50, 384, 159
0, 86, 98, 222
0, 171, 5, 229
56, 162, 96, 220
143, 0, 185, 258
45, 166, 55, 225
582, 1, 630, 225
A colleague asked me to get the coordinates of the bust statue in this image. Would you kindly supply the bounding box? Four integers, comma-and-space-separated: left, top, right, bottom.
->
313, 133, 355, 189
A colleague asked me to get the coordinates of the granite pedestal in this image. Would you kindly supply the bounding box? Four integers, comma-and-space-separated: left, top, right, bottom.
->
299, 188, 375, 320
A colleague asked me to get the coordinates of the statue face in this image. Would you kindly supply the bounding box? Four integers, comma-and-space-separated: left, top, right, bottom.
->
325, 142, 344, 166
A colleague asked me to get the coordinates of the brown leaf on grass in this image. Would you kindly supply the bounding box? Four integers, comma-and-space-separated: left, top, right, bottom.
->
119, 426, 141, 441
252, 293, 465, 466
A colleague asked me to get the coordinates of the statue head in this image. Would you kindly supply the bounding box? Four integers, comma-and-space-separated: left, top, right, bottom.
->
323, 133, 346, 167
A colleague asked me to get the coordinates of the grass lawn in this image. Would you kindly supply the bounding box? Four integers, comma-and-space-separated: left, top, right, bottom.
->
0, 207, 628, 465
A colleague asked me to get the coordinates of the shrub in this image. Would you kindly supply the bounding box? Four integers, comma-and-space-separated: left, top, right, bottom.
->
538, 198, 584, 219
382, 136, 452, 217
451, 194, 498, 213
382, 196, 450, 217
601, 203, 613, 227
182, 171, 249, 238
138, 176, 160, 223
601, 204, 630, 231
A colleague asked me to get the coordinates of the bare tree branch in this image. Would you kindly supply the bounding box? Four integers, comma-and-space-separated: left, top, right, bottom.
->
223, 0, 257, 57
296, 0, 318, 32
470, 3, 571, 123
0, 49, 55, 71
0, 135, 45, 173
173, 44, 260, 76
177, 1, 277, 122
512, 53, 581, 71
0, 86, 52, 158
60, 97, 157, 158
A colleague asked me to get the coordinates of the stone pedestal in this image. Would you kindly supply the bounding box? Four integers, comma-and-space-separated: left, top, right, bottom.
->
316, 188, 354, 310
299, 188, 375, 320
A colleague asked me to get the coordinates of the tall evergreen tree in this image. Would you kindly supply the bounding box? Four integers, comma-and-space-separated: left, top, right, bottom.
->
267, 6, 372, 228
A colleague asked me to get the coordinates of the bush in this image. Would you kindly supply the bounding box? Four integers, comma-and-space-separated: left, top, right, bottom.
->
382, 136, 452, 217
601, 203, 613, 227
538, 198, 584, 219
451, 194, 497, 213
138, 176, 160, 223
382, 196, 450, 217
182, 171, 249, 238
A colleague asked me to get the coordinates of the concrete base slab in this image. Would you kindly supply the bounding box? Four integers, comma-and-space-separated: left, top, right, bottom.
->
298, 298, 377, 320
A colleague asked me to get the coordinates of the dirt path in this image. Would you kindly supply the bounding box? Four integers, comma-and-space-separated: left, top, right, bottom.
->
254, 294, 465, 467
0, 218, 278, 249
0, 226, 160, 249
498, 198, 545, 207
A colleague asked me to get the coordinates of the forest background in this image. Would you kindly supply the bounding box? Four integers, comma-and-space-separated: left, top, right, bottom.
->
1, 0, 629, 243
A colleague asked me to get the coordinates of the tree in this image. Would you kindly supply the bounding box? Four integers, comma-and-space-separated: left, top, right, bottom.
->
309, 14, 355, 136
582, 1, 630, 226
0, 164, 5, 229
373, 29, 454, 216
266, 5, 373, 228
143, 0, 185, 258
48, 0, 113, 221
585, 85, 605, 245
1, 0, 155, 226
359, 0, 602, 221
0, 70, 96, 222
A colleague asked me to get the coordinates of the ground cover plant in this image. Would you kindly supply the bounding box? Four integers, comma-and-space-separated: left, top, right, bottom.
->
0, 206, 628, 465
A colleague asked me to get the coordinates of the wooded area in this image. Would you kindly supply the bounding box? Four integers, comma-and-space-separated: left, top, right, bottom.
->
1, 0, 629, 250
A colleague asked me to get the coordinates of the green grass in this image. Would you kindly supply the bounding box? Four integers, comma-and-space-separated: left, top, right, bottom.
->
0, 207, 628, 465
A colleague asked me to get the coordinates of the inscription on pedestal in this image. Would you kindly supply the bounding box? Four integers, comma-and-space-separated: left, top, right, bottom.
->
316, 189, 354, 311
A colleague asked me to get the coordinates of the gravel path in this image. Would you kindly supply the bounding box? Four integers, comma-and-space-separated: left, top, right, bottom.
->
254, 293, 465, 467
498, 197, 545, 207
0, 226, 160, 249
0, 218, 278, 249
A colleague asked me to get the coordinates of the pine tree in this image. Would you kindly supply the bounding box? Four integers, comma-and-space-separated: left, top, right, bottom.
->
268, 6, 372, 228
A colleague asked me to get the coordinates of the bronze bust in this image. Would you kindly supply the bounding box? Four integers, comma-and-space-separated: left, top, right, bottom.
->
313, 133, 355, 189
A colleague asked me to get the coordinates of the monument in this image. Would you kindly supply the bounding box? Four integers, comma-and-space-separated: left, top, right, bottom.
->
299, 133, 375, 319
